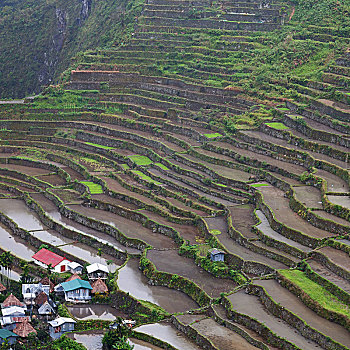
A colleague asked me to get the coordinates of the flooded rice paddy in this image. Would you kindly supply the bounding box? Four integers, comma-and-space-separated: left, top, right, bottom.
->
117, 259, 198, 313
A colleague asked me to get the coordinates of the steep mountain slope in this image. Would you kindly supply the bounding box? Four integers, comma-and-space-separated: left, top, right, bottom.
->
0, 0, 141, 98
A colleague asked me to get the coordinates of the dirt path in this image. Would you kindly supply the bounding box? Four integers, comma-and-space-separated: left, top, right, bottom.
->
254, 279, 350, 348
258, 186, 335, 239
308, 260, 350, 295
147, 249, 236, 298
228, 290, 321, 350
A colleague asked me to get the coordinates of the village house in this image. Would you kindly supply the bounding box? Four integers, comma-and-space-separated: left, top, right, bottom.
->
32, 248, 70, 273
65, 273, 82, 282
91, 278, 109, 295
0, 329, 18, 345
48, 317, 76, 340
35, 292, 56, 316
40, 276, 55, 293
38, 301, 56, 316
2, 294, 26, 310
87, 263, 109, 281
2, 306, 26, 318
59, 279, 92, 303
209, 248, 226, 262
0, 316, 30, 331
12, 320, 37, 338
0, 283, 6, 295
67, 261, 83, 274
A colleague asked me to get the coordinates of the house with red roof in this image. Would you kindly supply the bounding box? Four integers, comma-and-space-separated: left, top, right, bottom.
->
32, 248, 70, 273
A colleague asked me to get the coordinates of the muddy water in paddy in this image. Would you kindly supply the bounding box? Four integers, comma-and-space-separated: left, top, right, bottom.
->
31, 193, 140, 254
68, 204, 177, 249
117, 259, 198, 313
134, 322, 202, 350
0, 223, 36, 261
0, 199, 121, 270
68, 330, 103, 350
68, 304, 125, 321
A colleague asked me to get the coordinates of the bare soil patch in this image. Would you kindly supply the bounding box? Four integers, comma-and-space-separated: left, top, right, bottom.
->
315, 169, 349, 193
292, 185, 323, 209
139, 209, 199, 244
229, 204, 258, 239
35, 173, 66, 186
317, 246, 350, 276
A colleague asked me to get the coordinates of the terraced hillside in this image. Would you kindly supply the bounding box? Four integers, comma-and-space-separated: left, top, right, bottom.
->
0, 0, 350, 349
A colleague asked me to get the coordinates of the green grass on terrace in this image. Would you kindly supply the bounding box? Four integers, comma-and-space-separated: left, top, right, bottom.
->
128, 155, 153, 166
155, 162, 169, 170
204, 133, 222, 139
121, 164, 130, 170
85, 142, 115, 150
265, 122, 290, 130
279, 269, 350, 319
80, 181, 104, 194
132, 170, 162, 185
250, 183, 270, 188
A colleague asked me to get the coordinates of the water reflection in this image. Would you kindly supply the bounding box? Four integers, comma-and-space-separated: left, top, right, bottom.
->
117, 259, 197, 313
68, 305, 124, 321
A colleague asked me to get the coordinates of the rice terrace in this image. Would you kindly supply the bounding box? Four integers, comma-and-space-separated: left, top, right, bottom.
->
0, 0, 349, 349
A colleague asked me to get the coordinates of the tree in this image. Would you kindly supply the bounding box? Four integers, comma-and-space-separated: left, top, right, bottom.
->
20, 263, 31, 284
0, 252, 13, 287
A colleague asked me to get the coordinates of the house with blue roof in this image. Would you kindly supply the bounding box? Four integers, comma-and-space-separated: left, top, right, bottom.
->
0, 328, 18, 345
59, 279, 92, 303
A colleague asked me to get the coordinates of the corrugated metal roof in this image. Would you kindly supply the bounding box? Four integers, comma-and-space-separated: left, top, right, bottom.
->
0, 329, 18, 339
60, 279, 92, 292
32, 248, 68, 267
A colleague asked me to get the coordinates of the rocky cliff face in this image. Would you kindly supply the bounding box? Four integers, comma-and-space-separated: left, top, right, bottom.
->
0, 0, 126, 98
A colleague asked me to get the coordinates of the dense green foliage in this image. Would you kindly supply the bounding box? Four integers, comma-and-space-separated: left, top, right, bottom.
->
0, 0, 144, 98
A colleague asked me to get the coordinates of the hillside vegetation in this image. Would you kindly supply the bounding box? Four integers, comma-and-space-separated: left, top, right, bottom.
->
0, 0, 350, 349
0, 0, 141, 98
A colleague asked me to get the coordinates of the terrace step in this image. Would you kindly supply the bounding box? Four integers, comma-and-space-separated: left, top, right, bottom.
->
322, 72, 350, 88
313, 246, 350, 282
227, 290, 321, 350
253, 279, 350, 349
140, 17, 281, 31
255, 210, 312, 257
257, 185, 335, 245
307, 259, 350, 299
211, 304, 280, 350
175, 314, 261, 350
203, 216, 288, 271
